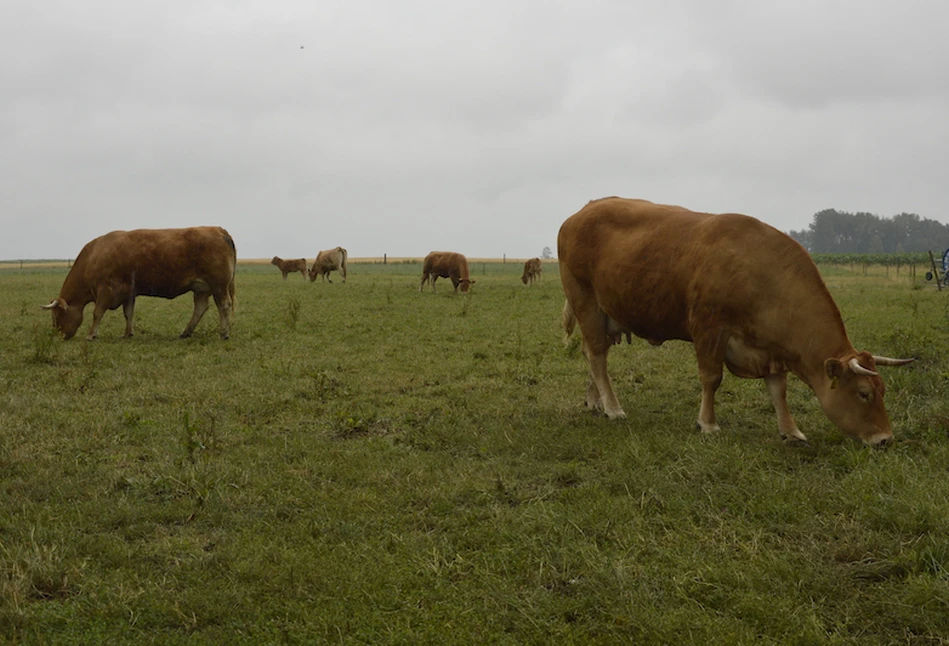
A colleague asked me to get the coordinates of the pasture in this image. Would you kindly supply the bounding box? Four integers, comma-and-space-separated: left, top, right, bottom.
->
2, 260, 949, 644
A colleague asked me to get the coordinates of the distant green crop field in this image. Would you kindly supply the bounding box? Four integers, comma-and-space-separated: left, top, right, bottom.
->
2, 261, 949, 644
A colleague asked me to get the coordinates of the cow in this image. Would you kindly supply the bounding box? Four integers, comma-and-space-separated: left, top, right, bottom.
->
558, 197, 913, 446
521, 257, 543, 285
42, 227, 236, 340
308, 246, 348, 283
419, 251, 475, 293
271, 256, 307, 280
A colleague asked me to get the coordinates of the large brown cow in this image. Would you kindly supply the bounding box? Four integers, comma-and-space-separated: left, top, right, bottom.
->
521, 257, 543, 285
308, 247, 348, 283
42, 227, 236, 340
558, 197, 913, 446
419, 251, 475, 293
271, 256, 307, 280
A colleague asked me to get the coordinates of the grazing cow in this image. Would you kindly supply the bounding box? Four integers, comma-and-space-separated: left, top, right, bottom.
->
42, 227, 236, 340
308, 246, 348, 283
271, 256, 307, 280
558, 197, 913, 446
521, 257, 543, 285
419, 251, 475, 293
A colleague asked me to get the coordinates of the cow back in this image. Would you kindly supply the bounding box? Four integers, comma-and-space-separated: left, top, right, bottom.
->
558, 197, 844, 347
65, 227, 236, 301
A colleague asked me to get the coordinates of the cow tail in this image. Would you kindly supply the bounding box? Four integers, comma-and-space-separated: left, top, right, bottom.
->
224, 229, 237, 313
339, 247, 348, 280
229, 269, 237, 312
562, 299, 577, 345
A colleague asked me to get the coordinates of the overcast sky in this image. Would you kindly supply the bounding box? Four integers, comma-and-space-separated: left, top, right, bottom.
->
3, 0, 948, 260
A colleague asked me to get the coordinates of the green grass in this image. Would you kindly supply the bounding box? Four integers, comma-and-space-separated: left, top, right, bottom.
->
2, 262, 949, 644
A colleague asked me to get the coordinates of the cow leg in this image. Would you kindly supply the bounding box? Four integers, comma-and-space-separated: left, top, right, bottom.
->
764, 373, 808, 442
692, 343, 726, 433
585, 343, 624, 419
580, 338, 604, 411
122, 298, 136, 338
575, 314, 624, 418
212, 289, 233, 340
181, 292, 211, 338
696, 369, 723, 433
86, 301, 110, 340
431, 276, 438, 293
561, 273, 625, 418
418, 273, 428, 292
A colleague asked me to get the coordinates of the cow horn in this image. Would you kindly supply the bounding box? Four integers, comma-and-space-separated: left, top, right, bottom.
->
40, 299, 60, 310
848, 357, 878, 377
871, 355, 916, 367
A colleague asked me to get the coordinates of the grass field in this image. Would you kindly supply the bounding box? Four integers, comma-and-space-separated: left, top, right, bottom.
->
2, 260, 949, 644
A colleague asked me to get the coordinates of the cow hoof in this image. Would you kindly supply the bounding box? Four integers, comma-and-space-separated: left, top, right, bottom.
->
696, 420, 720, 433
606, 409, 627, 420
781, 430, 809, 444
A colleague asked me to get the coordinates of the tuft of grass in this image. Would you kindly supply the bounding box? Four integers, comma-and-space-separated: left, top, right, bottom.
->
179, 410, 220, 465
27, 323, 57, 364
0, 529, 86, 613
283, 295, 301, 330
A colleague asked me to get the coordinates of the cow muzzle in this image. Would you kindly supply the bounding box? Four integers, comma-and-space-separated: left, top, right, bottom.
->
864, 431, 893, 449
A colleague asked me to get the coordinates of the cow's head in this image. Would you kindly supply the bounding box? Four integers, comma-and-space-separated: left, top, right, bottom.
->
521, 273, 529, 284
270, 256, 280, 266
459, 278, 475, 293
307, 267, 317, 282
41, 299, 82, 340
818, 352, 914, 446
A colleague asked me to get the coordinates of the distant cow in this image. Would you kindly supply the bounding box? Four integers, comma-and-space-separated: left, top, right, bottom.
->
419, 251, 475, 293
308, 247, 348, 283
558, 197, 913, 446
521, 258, 543, 285
42, 227, 236, 340
271, 256, 307, 280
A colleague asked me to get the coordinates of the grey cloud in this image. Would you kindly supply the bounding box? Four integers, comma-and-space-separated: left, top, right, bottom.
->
2, 0, 948, 260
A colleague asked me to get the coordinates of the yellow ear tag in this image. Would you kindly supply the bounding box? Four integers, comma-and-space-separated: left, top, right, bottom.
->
831, 376, 839, 390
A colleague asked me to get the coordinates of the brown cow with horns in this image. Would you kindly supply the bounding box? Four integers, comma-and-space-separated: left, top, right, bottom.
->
419, 251, 475, 293
558, 197, 913, 446
42, 227, 236, 340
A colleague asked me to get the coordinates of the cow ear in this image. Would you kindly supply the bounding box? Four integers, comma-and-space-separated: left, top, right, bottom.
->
469, 279, 476, 284
824, 358, 844, 388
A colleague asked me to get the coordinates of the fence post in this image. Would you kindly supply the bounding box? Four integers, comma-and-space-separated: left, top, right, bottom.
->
384, 253, 386, 265
928, 251, 942, 291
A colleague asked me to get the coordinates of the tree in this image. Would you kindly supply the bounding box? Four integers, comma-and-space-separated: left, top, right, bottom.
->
794, 209, 949, 253
541, 246, 553, 259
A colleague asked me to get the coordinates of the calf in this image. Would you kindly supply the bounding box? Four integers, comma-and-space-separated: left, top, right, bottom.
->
271, 256, 307, 280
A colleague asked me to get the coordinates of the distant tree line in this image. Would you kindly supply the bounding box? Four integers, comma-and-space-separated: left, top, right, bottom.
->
788, 209, 949, 254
